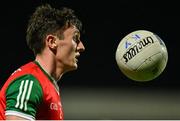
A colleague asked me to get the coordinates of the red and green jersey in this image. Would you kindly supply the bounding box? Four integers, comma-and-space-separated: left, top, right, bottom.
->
0, 61, 64, 120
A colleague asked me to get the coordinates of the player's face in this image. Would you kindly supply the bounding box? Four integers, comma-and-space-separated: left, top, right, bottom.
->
56, 26, 85, 72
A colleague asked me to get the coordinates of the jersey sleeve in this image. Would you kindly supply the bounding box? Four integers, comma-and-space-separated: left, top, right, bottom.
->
5, 74, 43, 120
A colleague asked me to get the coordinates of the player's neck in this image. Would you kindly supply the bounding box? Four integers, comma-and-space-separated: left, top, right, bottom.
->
35, 54, 64, 81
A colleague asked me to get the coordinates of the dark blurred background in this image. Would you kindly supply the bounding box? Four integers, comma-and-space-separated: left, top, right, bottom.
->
0, 0, 180, 119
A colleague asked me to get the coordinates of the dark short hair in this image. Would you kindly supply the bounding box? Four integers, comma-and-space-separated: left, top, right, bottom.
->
26, 4, 82, 55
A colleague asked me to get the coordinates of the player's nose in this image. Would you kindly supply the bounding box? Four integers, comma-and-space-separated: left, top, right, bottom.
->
77, 41, 85, 52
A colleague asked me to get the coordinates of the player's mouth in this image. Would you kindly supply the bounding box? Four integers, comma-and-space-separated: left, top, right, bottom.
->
75, 58, 78, 63
75, 54, 80, 63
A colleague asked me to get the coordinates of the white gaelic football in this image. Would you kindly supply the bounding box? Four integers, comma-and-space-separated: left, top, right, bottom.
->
115, 30, 168, 82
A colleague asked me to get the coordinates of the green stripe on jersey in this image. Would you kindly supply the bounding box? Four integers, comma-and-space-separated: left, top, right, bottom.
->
6, 74, 43, 118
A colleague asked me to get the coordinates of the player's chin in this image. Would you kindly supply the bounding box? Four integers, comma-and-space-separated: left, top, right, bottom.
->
68, 63, 78, 71
73, 63, 78, 70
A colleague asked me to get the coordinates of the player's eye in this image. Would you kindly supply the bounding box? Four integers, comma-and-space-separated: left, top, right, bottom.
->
73, 34, 80, 44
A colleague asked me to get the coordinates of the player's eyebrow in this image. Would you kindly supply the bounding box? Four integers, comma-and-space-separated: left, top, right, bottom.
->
74, 30, 80, 34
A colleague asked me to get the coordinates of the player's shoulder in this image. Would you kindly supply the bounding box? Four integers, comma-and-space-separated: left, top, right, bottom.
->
9, 61, 42, 80
13, 61, 39, 74
6, 74, 42, 95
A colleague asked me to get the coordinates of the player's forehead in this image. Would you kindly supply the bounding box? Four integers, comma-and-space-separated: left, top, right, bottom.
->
64, 25, 80, 36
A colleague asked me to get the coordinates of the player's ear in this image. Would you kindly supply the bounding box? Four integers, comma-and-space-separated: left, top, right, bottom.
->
46, 35, 57, 49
